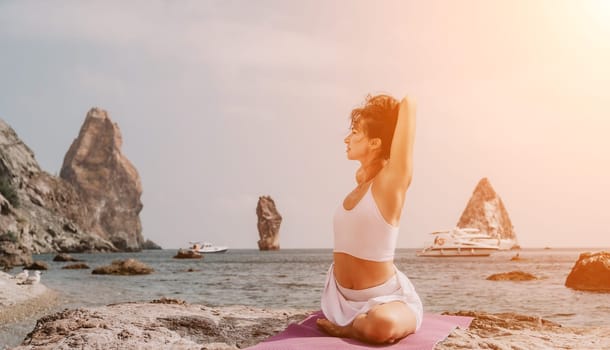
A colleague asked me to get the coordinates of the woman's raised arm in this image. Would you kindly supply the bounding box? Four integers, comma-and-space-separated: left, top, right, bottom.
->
384, 96, 416, 191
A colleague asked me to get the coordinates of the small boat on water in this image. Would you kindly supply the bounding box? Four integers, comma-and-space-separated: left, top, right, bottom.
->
189, 241, 229, 253
417, 228, 500, 257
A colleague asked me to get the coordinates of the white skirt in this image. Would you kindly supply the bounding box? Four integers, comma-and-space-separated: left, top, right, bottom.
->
320, 263, 423, 330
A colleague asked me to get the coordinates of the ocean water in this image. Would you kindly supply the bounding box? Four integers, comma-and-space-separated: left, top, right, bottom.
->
2, 248, 610, 347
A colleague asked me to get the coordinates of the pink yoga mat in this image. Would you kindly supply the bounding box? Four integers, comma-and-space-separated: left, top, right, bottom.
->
247, 311, 472, 350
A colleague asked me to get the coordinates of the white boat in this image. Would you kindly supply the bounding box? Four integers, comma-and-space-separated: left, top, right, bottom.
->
476, 237, 519, 250
416, 228, 500, 257
189, 241, 229, 253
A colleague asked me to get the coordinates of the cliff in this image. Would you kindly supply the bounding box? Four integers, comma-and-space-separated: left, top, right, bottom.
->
1, 109, 153, 267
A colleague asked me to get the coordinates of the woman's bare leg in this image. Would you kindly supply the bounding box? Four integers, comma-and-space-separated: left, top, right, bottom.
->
316, 301, 417, 344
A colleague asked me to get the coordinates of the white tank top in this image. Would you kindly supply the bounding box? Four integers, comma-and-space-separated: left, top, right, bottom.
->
333, 184, 399, 262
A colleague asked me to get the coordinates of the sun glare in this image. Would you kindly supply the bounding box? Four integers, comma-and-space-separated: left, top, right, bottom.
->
583, 0, 610, 32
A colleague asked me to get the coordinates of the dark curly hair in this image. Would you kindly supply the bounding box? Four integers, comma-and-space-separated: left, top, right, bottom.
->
350, 94, 400, 160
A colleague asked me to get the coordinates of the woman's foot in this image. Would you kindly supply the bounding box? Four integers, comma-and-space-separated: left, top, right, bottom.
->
316, 318, 352, 338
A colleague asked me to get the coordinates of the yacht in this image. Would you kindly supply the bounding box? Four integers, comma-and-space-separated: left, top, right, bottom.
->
416, 228, 500, 257
189, 241, 229, 253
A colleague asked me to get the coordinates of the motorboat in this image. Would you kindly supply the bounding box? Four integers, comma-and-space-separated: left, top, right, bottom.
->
416, 227, 500, 257
189, 241, 229, 253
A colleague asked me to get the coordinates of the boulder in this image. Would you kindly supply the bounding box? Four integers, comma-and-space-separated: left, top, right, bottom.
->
62, 263, 90, 269
173, 249, 202, 259
256, 196, 282, 250
456, 178, 518, 246
24, 261, 49, 270
60, 108, 144, 251
486, 271, 537, 281
565, 251, 610, 292
53, 253, 82, 262
92, 258, 154, 275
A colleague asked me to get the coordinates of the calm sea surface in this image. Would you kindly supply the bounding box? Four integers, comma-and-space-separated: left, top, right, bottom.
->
2, 248, 610, 347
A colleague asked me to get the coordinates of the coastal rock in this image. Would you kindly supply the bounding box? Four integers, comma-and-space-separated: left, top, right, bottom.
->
486, 271, 537, 281
456, 178, 518, 246
436, 311, 610, 349
16, 300, 311, 350
565, 251, 610, 292
60, 108, 144, 251
91, 258, 154, 275
24, 261, 48, 271
173, 249, 203, 259
52, 253, 82, 262
0, 117, 120, 254
141, 239, 162, 250
62, 263, 90, 269
256, 196, 282, 250
436, 311, 603, 350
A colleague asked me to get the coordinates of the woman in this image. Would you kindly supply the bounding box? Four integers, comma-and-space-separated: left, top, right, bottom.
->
317, 94, 423, 344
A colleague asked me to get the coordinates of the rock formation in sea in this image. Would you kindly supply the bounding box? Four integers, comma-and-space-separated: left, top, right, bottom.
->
1, 111, 159, 265
91, 258, 154, 275
173, 248, 203, 259
456, 177, 518, 247
52, 253, 82, 262
141, 239, 162, 250
486, 271, 537, 281
565, 251, 610, 292
60, 108, 144, 251
256, 196, 282, 250
62, 263, 90, 269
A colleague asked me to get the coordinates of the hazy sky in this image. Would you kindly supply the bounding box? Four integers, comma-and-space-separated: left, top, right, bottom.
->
1, 1, 609, 249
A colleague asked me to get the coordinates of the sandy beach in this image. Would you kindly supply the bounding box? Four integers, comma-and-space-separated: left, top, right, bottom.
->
0, 272, 59, 326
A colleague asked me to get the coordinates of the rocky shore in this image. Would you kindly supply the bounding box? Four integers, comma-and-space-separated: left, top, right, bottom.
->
13, 299, 311, 350
7, 298, 610, 350
0, 272, 58, 327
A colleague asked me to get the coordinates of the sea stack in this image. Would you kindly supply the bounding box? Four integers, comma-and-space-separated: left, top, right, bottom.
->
256, 196, 282, 250
60, 108, 144, 251
456, 178, 518, 249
